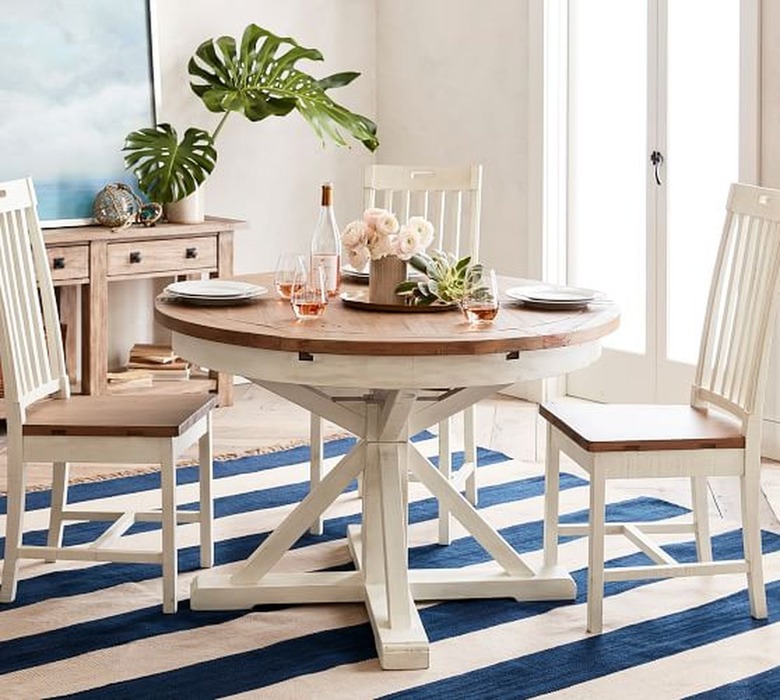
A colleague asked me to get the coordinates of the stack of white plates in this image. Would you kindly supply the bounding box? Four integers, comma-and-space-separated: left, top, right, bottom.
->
505, 285, 600, 310
341, 267, 370, 283
164, 280, 267, 306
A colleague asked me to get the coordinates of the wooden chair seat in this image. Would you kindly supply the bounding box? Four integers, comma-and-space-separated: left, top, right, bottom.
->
24, 394, 217, 438
539, 403, 745, 453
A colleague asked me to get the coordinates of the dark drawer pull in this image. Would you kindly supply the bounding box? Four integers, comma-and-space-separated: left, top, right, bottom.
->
52, 257, 66, 270
129, 251, 142, 264
185, 247, 198, 259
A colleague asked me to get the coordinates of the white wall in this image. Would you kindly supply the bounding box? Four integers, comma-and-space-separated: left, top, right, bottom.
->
375, 0, 531, 276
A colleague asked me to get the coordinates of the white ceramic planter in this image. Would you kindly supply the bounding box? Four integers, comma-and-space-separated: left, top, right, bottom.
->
165, 189, 204, 224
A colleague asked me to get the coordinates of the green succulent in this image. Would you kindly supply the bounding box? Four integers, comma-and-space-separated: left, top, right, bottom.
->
395, 251, 488, 306
124, 24, 378, 204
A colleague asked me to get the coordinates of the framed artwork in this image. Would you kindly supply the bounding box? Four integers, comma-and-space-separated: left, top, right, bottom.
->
0, 0, 157, 227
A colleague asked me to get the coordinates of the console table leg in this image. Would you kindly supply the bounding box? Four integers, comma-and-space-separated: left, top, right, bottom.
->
214, 371, 234, 407
83, 241, 107, 396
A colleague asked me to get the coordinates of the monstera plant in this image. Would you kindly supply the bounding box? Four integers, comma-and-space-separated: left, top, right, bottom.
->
124, 24, 379, 204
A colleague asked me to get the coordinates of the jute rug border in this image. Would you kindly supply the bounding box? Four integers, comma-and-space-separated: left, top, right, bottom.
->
3, 430, 354, 495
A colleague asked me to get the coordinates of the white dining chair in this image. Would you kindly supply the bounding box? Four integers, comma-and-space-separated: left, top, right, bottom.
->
0, 177, 216, 613
541, 182, 780, 633
309, 164, 484, 544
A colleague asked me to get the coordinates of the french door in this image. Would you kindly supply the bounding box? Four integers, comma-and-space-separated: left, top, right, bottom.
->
564, 0, 758, 404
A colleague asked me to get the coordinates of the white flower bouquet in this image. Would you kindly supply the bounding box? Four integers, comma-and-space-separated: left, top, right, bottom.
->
341, 207, 435, 271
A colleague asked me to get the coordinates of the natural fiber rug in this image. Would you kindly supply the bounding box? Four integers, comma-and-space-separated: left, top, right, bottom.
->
1, 433, 778, 698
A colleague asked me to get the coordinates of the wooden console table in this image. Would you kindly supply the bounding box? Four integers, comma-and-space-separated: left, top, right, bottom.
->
41, 216, 243, 406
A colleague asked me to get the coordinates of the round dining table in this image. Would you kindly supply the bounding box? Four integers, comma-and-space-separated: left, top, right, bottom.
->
155, 272, 619, 670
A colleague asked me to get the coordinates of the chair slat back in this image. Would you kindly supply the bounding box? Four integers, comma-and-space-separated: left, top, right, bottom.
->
0, 178, 68, 417
694, 183, 780, 419
363, 165, 483, 259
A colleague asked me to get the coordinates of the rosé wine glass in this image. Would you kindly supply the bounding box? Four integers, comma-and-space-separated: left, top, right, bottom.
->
274, 252, 306, 300
291, 262, 327, 321
460, 268, 499, 325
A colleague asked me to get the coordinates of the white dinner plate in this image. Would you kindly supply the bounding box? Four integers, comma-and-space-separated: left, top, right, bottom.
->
165, 280, 267, 300
341, 268, 370, 283
505, 285, 601, 310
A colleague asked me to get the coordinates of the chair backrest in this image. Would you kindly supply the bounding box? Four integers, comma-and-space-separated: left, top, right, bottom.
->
0, 178, 68, 420
363, 164, 483, 259
693, 183, 780, 424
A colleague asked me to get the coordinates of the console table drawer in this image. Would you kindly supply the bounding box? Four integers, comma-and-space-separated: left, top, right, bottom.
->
47, 245, 89, 282
107, 236, 217, 277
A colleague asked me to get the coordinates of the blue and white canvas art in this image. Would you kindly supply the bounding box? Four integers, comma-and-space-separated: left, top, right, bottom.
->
0, 0, 155, 225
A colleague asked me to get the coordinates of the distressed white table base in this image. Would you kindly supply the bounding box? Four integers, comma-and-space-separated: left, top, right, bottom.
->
190, 382, 576, 670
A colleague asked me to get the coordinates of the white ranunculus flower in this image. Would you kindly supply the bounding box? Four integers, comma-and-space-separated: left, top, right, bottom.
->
346, 245, 370, 271
370, 233, 399, 260
363, 207, 390, 228
374, 212, 400, 237
364, 207, 399, 237
396, 223, 425, 261
341, 219, 368, 249
406, 216, 434, 249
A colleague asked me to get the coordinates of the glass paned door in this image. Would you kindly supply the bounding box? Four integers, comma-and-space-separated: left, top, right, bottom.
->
566, 0, 742, 404
662, 0, 740, 393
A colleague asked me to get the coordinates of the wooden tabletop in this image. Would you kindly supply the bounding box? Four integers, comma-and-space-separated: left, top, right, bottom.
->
154, 273, 619, 358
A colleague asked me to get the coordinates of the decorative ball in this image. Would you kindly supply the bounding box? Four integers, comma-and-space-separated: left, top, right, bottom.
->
93, 183, 141, 230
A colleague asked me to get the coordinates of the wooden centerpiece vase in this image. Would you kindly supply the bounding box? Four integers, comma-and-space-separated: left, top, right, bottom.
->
369, 256, 407, 305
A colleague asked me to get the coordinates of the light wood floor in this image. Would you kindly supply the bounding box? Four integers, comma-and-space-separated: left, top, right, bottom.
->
1, 383, 779, 533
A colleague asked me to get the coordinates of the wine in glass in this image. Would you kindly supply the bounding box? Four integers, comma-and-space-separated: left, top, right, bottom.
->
461, 268, 500, 325
291, 262, 327, 320
274, 252, 305, 300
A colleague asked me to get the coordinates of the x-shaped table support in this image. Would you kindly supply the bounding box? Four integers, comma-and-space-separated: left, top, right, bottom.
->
190, 380, 575, 670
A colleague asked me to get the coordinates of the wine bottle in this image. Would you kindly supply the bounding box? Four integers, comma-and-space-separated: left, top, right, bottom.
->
310, 182, 341, 297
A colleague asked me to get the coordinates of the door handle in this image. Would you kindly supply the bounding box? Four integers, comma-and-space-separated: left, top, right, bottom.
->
650, 150, 664, 186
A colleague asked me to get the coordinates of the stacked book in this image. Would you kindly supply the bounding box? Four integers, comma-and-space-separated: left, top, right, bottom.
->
106, 369, 154, 389
126, 343, 191, 381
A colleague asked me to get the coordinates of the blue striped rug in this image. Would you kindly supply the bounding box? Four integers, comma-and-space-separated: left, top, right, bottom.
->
1, 433, 778, 698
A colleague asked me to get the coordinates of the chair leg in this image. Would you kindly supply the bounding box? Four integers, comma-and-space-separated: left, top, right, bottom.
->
542, 428, 560, 570
46, 461, 70, 561
160, 449, 178, 614
534, 410, 546, 464
741, 470, 768, 619
587, 471, 607, 634
309, 413, 325, 536
0, 447, 26, 603
463, 406, 478, 506
198, 415, 214, 569
437, 418, 453, 545
690, 475, 712, 562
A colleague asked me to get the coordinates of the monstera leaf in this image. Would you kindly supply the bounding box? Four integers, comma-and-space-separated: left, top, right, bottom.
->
188, 24, 379, 151
123, 124, 217, 204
